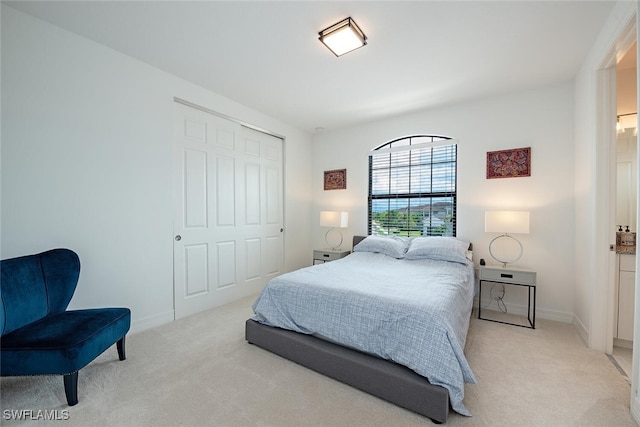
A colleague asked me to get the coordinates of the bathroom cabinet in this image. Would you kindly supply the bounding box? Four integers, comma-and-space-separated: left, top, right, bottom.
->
617, 254, 636, 342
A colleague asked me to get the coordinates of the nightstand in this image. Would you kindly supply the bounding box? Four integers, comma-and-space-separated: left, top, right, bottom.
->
478, 265, 537, 329
313, 249, 350, 265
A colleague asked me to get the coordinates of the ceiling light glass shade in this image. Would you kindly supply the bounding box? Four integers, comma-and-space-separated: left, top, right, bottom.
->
617, 113, 638, 136
319, 17, 367, 57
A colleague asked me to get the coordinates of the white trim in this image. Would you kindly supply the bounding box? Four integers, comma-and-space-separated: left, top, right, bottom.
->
370, 138, 458, 156
614, 338, 634, 350
473, 299, 574, 324
129, 310, 174, 335
573, 314, 589, 345
173, 97, 285, 141
632, 396, 640, 425
599, 64, 618, 355
497, 302, 573, 324
535, 307, 574, 324
632, 4, 640, 423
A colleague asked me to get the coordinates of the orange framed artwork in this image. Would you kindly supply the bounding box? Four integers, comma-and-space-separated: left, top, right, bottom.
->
324, 169, 347, 190
486, 147, 531, 179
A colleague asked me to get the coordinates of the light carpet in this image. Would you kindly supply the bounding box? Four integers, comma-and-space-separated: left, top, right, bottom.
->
1, 295, 636, 426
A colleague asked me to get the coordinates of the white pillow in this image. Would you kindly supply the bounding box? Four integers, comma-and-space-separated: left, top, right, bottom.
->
404, 236, 470, 264
353, 235, 409, 259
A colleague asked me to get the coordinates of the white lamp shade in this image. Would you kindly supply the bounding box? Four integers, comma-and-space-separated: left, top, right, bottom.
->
485, 211, 530, 234
320, 211, 349, 228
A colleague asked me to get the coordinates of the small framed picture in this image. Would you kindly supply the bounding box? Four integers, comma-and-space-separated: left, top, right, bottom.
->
486, 147, 531, 179
324, 169, 347, 190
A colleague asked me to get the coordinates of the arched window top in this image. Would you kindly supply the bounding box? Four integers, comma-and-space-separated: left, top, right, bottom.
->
372, 135, 452, 151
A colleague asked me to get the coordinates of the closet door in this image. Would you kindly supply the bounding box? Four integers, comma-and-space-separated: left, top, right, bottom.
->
173, 102, 283, 319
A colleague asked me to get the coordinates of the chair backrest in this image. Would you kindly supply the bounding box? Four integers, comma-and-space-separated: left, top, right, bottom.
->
1, 249, 80, 335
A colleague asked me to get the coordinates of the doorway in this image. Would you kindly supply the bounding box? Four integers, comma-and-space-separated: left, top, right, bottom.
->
612, 43, 638, 379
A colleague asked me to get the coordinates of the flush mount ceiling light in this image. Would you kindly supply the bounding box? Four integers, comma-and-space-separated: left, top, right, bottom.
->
617, 112, 638, 136
318, 17, 367, 57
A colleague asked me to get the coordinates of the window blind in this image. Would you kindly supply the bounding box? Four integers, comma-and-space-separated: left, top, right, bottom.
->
368, 136, 457, 237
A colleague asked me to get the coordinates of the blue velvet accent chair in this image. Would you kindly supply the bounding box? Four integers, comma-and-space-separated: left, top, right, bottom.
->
1, 249, 131, 406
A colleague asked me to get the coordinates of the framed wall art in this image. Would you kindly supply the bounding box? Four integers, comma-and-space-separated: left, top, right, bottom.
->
486, 147, 531, 179
324, 169, 347, 190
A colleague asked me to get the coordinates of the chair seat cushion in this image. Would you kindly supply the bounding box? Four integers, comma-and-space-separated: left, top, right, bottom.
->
1, 308, 131, 376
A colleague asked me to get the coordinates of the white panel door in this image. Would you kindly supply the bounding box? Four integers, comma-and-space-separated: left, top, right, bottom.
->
173, 103, 283, 319
618, 270, 636, 340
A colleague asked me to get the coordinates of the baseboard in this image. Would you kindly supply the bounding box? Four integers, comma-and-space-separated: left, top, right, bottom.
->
474, 297, 573, 323
631, 395, 640, 425
614, 338, 633, 349
572, 314, 589, 346
534, 306, 573, 323
130, 310, 174, 334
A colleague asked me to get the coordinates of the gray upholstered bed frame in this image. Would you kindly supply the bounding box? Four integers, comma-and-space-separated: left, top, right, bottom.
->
245, 235, 452, 424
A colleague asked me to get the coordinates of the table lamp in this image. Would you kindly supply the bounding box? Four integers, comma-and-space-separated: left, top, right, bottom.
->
485, 211, 530, 267
320, 211, 349, 250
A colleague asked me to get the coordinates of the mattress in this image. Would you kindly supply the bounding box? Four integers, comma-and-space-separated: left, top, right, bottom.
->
252, 250, 476, 415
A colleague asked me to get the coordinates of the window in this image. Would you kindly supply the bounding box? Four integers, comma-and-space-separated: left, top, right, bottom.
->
368, 135, 457, 237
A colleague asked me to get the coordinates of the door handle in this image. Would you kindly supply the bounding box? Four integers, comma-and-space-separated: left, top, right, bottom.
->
175, 235, 182, 241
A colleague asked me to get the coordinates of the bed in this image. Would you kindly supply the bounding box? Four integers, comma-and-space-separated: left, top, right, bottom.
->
245, 235, 476, 424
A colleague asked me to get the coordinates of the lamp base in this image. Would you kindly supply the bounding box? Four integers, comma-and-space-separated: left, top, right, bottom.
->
325, 228, 344, 251
488, 234, 523, 267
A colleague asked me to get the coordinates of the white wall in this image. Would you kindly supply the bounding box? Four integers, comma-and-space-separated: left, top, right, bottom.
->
312, 83, 576, 322
1, 6, 313, 332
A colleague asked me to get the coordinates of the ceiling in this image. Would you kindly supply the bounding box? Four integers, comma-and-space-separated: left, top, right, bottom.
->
6, 1, 616, 133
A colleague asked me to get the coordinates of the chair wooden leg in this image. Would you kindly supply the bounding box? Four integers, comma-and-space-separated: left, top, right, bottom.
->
63, 372, 78, 406
117, 336, 126, 361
